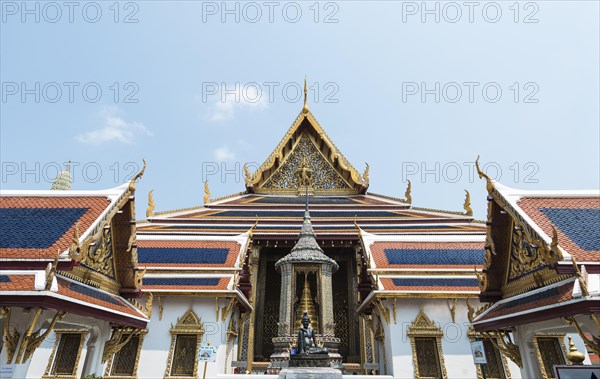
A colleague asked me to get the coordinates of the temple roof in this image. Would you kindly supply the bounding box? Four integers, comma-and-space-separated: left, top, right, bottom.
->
243, 111, 369, 195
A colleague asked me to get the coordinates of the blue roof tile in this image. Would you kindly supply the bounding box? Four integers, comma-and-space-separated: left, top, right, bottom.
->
0, 208, 87, 249
539, 208, 600, 251
384, 248, 484, 265
138, 247, 230, 264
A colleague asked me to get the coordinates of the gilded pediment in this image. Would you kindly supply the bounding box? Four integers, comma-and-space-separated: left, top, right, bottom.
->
245, 111, 369, 195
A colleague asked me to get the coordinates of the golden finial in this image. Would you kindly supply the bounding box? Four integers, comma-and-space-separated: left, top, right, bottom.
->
463, 190, 473, 216
146, 190, 155, 218
204, 180, 211, 204
466, 298, 475, 323
566, 336, 585, 365
68, 222, 80, 259
363, 163, 370, 183
128, 159, 147, 192
302, 76, 309, 114
475, 155, 494, 194
403, 180, 412, 204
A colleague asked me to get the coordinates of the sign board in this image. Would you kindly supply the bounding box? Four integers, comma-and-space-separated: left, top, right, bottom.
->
364, 362, 379, 370
0, 365, 15, 378
470, 341, 487, 365
555, 365, 600, 379
198, 346, 217, 362
231, 361, 247, 368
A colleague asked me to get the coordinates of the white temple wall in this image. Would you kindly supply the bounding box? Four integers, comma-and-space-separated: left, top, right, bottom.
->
1, 308, 110, 379
379, 298, 524, 379
138, 295, 234, 378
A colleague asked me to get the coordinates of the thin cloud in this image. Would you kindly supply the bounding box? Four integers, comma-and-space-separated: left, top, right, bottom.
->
214, 146, 236, 161
77, 107, 152, 144
206, 84, 268, 122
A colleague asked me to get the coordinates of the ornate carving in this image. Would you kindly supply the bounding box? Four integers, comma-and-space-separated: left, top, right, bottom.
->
102, 327, 140, 363
480, 330, 522, 368
570, 257, 589, 297
164, 308, 205, 378
79, 227, 115, 279
45, 249, 60, 290
448, 298, 457, 323
475, 268, 487, 291
158, 296, 164, 321
204, 180, 211, 204
467, 328, 512, 379
362, 163, 369, 185
131, 292, 153, 318
465, 298, 491, 323
484, 233, 495, 270
68, 222, 80, 260
564, 316, 600, 356
1, 307, 19, 364
403, 180, 412, 204
475, 155, 494, 194
221, 298, 237, 322
263, 135, 351, 191
508, 226, 545, 282
128, 159, 146, 193
374, 298, 390, 325
135, 267, 146, 289
146, 190, 155, 218
104, 329, 147, 378
463, 190, 473, 216
407, 309, 447, 379
21, 310, 65, 363
541, 226, 563, 264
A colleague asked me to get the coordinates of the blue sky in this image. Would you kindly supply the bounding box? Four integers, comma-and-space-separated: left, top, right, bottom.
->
1, 1, 599, 219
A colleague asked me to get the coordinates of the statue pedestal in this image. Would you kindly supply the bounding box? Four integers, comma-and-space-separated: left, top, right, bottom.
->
278, 366, 342, 379
280, 355, 342, 379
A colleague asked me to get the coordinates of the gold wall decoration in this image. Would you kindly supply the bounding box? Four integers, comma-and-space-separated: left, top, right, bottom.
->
262, 135, 351, 191
392, 298, 397, 324
45, 249, 61, 290
221, 298, 237, 322
20, 310, 65, 363
374, 298, 390, 325
532, 333, 568, 379
131, 292, 153, 318
403, 180, 412, 204
570, 257, 589, 297
68, 222, 81, 259
146, 190, 155, 218
564, 316, 600, 356
164, 308, 205, 378
465, 298, 491, 324
480, 330, 522, 368
103, 329, 147, 379
158, 296, 164, 321
135, 267, 146, 289
79, 226, 116, 279
43, 328, 89, 379
128, 159, 146, 193
407, 308, 448, 379
463, 190, 473, 216
448, 298, 457, 323
1, 307, 19, 364
467, 328, 511, 379
204, 180, 211, 204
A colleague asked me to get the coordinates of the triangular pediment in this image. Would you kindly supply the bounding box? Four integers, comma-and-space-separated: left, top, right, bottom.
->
244, 111, 368, 195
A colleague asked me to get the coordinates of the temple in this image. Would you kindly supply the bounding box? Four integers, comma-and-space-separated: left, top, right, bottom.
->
1, 86, 598, 378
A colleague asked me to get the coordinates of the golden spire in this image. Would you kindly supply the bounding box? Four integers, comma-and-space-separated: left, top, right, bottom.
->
302, 76, 309, 114
204, 180, 211, 204
146, 190, 155, 218
128, 159, 146, 192
463, 190, 473, 216
295, 273, 319, 333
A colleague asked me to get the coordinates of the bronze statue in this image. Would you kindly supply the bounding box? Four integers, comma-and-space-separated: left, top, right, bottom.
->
296, 311, 328, 355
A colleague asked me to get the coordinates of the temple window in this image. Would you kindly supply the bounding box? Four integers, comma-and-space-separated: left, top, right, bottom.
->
533, 334, 567, 379
105, 330, 147, 378
407, 309, 447, 379
467, 329, 510, 379
164, 309, 205, 378
43, 329, 88, 378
